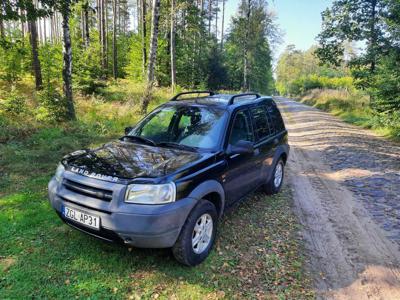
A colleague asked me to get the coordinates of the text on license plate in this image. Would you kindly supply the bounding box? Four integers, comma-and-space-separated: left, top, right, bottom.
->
63, 206, 100, 230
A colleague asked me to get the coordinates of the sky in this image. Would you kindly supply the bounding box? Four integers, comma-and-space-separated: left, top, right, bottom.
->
223, 0, 333, 60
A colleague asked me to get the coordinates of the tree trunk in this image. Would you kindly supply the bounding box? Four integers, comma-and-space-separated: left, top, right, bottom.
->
140, 0, 147, 75
112, 0, 118, 79
208, 0, 212, 35
141, 0, 161, 113
84, 3, 90, 46
215, 0, 218, 37
243, 0, 251, 91
170, 0, 176, 91
61, 0, 76, 120
100, 0, 108, 74
28, 19, 43, 90
370, 0, 377, 73
43, 17, 47, 42
221, 0, 225, 48
20, 8, 25, 40
0, 19, 4, 38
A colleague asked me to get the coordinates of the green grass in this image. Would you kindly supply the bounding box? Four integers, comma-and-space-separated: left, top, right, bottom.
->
1, 80, 314, 299
300, 88, 400, 141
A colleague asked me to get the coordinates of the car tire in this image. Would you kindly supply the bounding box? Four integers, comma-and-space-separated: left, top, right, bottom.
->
263, 158, 285, 195
172, 200, 218, 266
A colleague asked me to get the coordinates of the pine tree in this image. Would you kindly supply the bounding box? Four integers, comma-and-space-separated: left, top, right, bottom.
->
141, 0, 161, 113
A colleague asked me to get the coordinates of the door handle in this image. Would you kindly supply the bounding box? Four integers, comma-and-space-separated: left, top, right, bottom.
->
273, 138, 279, 146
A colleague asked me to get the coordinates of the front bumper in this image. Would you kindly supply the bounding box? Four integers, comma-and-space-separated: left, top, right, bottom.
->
48, 174, 197, 248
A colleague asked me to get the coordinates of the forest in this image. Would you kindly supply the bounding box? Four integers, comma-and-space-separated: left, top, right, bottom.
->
0, 0, 277, 125
276, 0, 400, 138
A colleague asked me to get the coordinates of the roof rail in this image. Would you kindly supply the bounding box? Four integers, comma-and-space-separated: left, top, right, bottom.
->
170, 91, 215, 101
228, 92, 260, 105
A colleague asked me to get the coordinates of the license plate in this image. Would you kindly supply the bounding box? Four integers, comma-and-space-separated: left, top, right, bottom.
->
63, 206, 100, 230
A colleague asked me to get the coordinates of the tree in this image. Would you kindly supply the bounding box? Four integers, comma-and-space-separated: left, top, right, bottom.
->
316, 0, 387, 81
221, 0, 225, 48
170, 0, 176, 91
98, 0, 107, 74
82, 0, 90, 47
28, 17, 43, 90
140, 0, 146, 75
112, 0, 117, 79
243, 0, 251, 91
141, 0, 161, 113
225, 0, 276, 93
60, 0, 76, 120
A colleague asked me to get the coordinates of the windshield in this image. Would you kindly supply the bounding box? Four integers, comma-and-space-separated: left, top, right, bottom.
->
129, 105, 228, 150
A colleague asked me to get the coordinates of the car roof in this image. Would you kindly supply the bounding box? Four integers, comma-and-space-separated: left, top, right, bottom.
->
164, 93, 274, 111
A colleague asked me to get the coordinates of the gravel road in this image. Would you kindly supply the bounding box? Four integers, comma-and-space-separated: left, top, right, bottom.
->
276, 97, 400, 300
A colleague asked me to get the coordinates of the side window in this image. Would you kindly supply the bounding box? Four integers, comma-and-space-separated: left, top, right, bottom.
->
228, 110, 254, 145
266, 103, 285, 132
250, 106, 272, 140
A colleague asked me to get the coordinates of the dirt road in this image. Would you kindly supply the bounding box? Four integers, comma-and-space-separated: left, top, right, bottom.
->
276, 98, 400, 299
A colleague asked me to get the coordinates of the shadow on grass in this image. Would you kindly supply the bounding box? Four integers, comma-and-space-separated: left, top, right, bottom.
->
1, 185, 313, 299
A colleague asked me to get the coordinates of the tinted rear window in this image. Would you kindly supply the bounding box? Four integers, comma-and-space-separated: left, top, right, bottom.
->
250, 106, 272, 140
266, 103, 285, 132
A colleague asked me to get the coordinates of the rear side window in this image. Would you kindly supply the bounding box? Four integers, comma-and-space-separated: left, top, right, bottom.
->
229, 110, 254, 145
266, 103, 285, 132
250, 106, 273, 140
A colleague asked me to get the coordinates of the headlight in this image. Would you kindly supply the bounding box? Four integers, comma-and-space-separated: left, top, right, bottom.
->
55, 163, 65, 182
125, 183, 176, 204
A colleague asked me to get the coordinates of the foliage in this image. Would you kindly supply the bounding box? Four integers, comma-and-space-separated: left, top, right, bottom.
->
224, 0, 276, 94
125, 34, 144, 82
72, 39, 106, 95
370, 50, 400, 113
35, 88, 69, 122
300, 88, 400, 140
276, 45, 352, 95
0, 38, 28, 84
0, 88, 27, 115
315, 0, 400, 115
39, 42, 62, 90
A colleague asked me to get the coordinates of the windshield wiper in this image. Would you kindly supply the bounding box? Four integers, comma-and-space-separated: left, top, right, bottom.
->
121, 135, 157, 146
157, 142, 198, 152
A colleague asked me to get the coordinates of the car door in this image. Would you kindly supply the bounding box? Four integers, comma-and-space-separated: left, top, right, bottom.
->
224, 109, 260, 204
250, 105, 277, 183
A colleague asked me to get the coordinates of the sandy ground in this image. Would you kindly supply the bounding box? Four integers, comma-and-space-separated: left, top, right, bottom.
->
276, 97, 400, 300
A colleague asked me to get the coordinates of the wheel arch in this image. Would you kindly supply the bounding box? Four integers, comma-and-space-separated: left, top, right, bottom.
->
188, 180, 225, 218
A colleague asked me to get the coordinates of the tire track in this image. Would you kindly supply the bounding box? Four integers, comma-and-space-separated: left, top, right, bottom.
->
276, 97, 400, 300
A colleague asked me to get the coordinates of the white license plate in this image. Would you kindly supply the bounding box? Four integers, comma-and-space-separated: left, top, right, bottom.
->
63, 206, 100, 230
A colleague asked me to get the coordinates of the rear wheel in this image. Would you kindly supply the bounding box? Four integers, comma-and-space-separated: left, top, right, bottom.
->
172, 200, 217, 266
263, 158, 285, 195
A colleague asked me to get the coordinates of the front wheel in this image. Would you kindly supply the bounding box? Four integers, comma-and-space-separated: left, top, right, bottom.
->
263, 158, 285, 195
172, 200, 218, 266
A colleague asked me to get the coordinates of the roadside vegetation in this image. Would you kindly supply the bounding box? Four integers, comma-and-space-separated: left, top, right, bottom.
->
276, 0, 400, 140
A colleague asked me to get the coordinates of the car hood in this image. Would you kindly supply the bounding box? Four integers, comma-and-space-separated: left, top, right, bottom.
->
63, 140, 208, 180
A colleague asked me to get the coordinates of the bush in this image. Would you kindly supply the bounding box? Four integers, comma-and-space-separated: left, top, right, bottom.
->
73, 40, 105, 95
370, 52, 400, 113
0, 89, 27, 115
288, 75, 354, 95
35, 89, 69, 122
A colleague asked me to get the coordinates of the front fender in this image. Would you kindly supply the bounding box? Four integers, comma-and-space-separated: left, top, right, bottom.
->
187, 180, 225, 218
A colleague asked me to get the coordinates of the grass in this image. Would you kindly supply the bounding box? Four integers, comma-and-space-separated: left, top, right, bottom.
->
299, 88, 400, 140
1, 79, 314, 299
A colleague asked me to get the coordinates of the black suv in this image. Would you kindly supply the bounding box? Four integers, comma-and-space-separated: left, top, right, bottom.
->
48, 91, 289, 266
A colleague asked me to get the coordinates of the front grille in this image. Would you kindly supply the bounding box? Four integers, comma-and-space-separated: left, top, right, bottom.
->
63, 179, 113, 201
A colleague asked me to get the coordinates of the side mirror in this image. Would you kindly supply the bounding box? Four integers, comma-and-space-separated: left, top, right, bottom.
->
124, 126, 133, 135
227, 140, 254, 156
